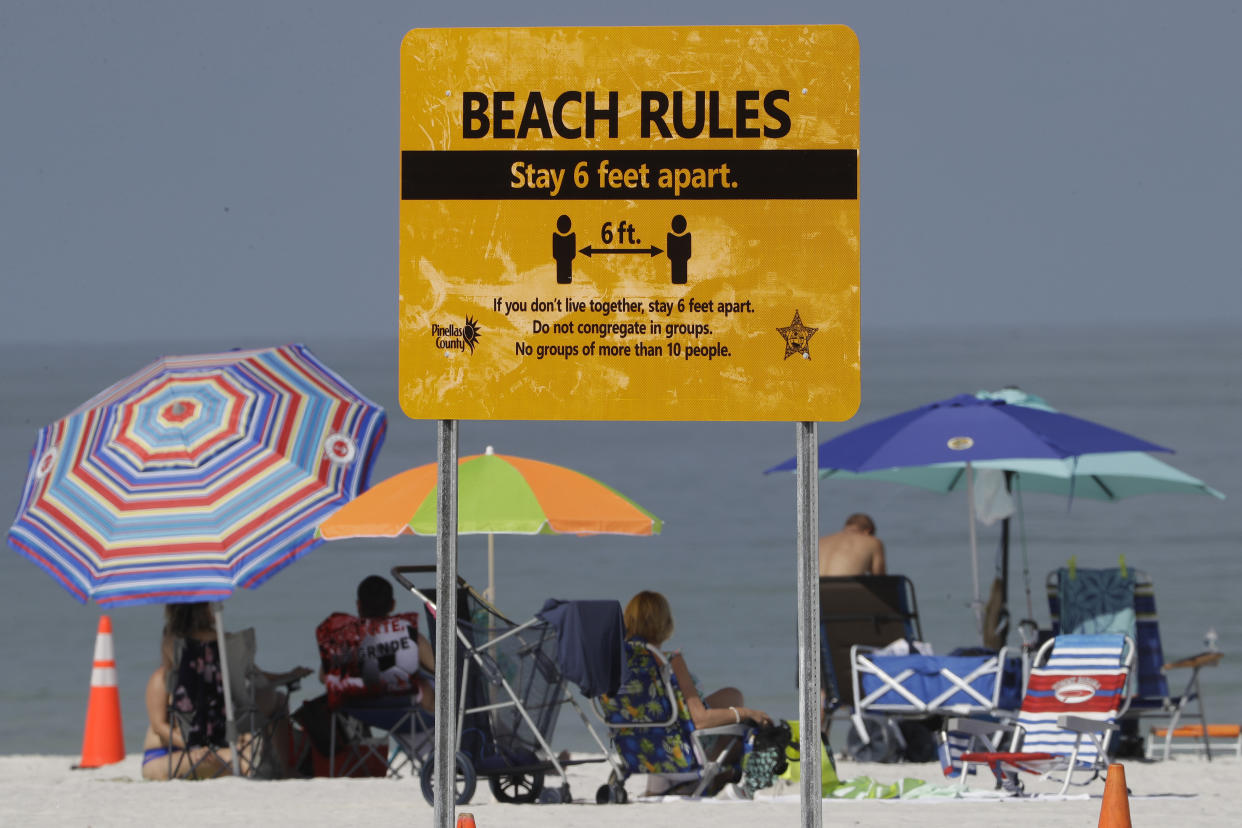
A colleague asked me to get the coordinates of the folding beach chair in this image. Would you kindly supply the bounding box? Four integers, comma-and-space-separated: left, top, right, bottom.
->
167, 629, 302, 779
819, 576, 927, 760
1048, 565, 1222, 759
327, 698, 430, 778
950, 633, 1135, 796
594, 639, 750, 800
819, 575, 921, 711
314, 610, 432, 779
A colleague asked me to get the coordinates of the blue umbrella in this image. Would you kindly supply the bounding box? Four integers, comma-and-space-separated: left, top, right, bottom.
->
767, 394, 1170, 475
809, 388, 1220, 501
765, 393, 1171, 626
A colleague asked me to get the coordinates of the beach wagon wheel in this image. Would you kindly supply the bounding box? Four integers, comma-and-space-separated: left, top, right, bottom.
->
595, 781, 628, 804
419, 751, 477, 806
489, 770, 545, 803
537, 783, 571, 803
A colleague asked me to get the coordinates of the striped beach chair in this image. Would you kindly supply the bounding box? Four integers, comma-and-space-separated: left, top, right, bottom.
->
950, 634, 1134, 796
1048, 566, 1222, 759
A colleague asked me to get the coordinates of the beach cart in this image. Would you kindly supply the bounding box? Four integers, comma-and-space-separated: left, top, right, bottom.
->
393, 566, 617, 804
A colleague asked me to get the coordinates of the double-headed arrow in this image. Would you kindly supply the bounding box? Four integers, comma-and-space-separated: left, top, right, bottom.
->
579, 244, 664, 258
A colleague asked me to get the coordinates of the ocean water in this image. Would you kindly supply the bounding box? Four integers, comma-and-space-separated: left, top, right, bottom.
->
1, 325, 1238, 756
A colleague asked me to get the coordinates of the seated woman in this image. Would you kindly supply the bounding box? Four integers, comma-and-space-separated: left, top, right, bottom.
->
624, 590, 772, 731
141, 666, 231, 780
145, 602, 311, 779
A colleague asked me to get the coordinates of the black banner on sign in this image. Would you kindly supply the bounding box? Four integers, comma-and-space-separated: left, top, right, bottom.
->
401, 149, 858, 200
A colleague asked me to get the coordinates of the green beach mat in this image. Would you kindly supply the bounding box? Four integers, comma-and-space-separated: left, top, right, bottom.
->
776, 720, 958, 799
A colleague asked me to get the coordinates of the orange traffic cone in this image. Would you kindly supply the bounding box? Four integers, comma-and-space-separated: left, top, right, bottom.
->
76, 615, 125, 768
455, 814, 476, 828
1098, 763, 1132, 828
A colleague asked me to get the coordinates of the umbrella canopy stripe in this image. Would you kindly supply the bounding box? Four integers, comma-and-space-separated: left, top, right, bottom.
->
317, 463, 438, 539
7, 344, 387, 607
18, 472, 340, 593
34, 468, 338, 556
410, 457, 547, 536
500, 455, 661, 535
820, 452, 1224, 501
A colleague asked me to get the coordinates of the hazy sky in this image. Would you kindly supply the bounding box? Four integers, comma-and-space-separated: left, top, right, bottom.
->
2, 1, 1239, 344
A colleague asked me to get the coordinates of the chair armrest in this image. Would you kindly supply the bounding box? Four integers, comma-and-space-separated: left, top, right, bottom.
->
691, 723, 750, 763
694, 723, 750, 740
1163, 651, 1223, 671
1057, 715, 1118, 733
946, 716, 1015, 737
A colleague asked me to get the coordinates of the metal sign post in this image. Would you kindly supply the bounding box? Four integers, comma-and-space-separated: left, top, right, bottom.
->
795, 421, 821, 827
433, 420, 459, 828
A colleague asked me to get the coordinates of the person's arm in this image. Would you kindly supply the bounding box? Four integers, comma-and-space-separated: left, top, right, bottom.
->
871, 539, 887, 576
417, 633, 435, 674
146, 668, 182, 747
260, 666, 314, 685
669, 652, 769, 728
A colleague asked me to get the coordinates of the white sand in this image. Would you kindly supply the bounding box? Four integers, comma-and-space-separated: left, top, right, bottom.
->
1, 752, 1236, 827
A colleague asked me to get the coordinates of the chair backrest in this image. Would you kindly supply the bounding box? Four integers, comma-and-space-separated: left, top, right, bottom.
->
1016, 634, 1133, 764
1047, 567, 1168, 699
596, 640, 701, 776
169, 637, 229, 748
820, 575, 921, 706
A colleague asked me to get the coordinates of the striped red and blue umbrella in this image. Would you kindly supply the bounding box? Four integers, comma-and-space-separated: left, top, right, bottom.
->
7, 343, 386, 607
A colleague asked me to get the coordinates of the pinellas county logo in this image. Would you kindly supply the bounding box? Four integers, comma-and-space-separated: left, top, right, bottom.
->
432, 315, 482, 354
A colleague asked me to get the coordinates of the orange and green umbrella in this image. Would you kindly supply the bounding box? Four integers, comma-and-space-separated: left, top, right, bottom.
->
318, 446, 661, 600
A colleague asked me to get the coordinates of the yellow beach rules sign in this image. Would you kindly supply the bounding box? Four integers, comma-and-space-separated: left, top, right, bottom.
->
399, 26, 859, 421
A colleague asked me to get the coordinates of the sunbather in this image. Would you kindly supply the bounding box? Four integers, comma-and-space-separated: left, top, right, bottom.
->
623, 590, 772, 729
818, 513, 886, 577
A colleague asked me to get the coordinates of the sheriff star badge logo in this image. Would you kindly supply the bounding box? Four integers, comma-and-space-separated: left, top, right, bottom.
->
777, 310, 817, 360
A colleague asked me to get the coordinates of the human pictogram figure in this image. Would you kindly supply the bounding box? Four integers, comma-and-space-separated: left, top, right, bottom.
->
666, 214, 691, 284
552, 215, 576, 284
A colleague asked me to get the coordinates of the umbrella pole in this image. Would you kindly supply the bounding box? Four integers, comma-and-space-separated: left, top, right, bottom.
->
434, 420, 459, 828
211, 603, 242, 778
795, 421, 821, 828
966, 461, 983, 635
487, 533, 495, 604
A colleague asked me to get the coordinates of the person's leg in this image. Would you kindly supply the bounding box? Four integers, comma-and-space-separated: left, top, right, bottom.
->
702, 687, 743, 710
162, 749, 228, 779
141, 747, 173, 780
701, 687, 746, 772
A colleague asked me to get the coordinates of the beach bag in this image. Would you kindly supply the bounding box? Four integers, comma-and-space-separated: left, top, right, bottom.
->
741, 719, 793, 796
777, 719, 840, 794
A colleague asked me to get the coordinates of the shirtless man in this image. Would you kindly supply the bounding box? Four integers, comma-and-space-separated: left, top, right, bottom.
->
818, 513, 886, 716
818, 513, 886, 576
